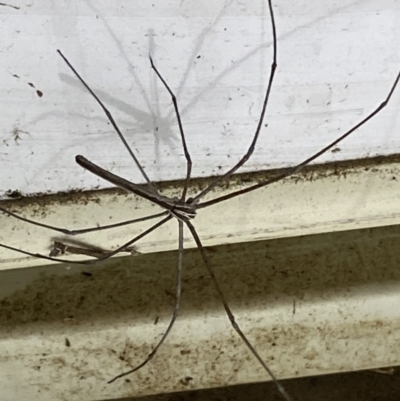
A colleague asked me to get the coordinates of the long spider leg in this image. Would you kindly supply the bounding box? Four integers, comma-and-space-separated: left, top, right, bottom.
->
86, 214, 172, 263
68, 211, 169, 235
57, 50, 157, 193
76, 155, 174, 210
0, 215, 172, 265
198, 68, 400, 209
190, 0, 277, 204
149, 57, 192, 202
108, 219, 185, 383
185, 220, 294, 401
0, 206, 168, 235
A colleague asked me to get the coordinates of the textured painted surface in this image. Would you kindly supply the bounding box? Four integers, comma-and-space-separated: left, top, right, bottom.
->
0, 0, 399, 197
1, 224, 400, 400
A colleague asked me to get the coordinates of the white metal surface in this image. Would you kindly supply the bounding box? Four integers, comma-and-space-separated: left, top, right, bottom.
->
2, 224, 400, 401
0, 0, 399, 197
1, 157, 400, 401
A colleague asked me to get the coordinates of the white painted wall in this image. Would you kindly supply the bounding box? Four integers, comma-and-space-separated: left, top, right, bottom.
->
1, 0, 399, 198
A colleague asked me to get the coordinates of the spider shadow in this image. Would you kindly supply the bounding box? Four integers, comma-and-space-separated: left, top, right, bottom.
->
22, 0, 368, 194
60, 0, 368, 176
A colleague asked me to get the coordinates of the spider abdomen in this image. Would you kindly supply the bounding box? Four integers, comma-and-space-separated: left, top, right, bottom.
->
169, 204, 197, 221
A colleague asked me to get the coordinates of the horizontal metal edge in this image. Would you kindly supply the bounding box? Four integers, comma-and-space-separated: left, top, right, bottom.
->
1, 155, 400, 270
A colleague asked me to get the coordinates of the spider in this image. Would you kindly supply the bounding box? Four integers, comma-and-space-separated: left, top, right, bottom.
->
1, 1, 399, 400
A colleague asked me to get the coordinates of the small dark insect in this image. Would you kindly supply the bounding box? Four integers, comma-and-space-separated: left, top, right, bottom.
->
65, 338, 71, 347
0, 2, 399, 401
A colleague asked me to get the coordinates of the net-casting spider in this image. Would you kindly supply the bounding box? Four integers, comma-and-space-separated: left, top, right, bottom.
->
1, 1, 399, 400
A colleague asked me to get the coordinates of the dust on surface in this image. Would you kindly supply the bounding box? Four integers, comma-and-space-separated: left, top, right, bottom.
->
2, 223, 400, 329
1, 223, 400, 398
2, 153, 400, 216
